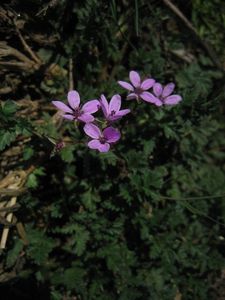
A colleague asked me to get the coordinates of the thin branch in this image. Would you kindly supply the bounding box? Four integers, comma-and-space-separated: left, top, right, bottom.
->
16, 221, 29, 245
69, 58, 74, 90
160, 194, 225, 201
0, 87, 13, 94
0, 61, 32, 70
162, 0, 224, 72
160, 194, 225, 227
0, 196, 17, 248
36, 0, 59, 17
14, 20, 42, 65
0, 42, 34, 65
0, 203, 20, 213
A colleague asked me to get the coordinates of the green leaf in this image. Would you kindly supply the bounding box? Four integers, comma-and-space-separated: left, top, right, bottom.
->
23, 147, 34, 160
6, 239, 24, 268
60, 145, 75, 162
1, 100, 18, 116
26, 227, 55, 265
0, 130, 17, 151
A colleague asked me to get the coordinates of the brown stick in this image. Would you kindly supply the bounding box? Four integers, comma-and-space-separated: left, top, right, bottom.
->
0, 167, 34, 248
14, 21, 42, 65
16, 222, 29, 246
0, 197, 17, 248
0, 203, 20, 213
0, 42, 34, 65
0, 87, 13, 94
69, 58, 74, 90
162, 0, 224, 71
36, 0, 59, 17
0, 188, 26, 197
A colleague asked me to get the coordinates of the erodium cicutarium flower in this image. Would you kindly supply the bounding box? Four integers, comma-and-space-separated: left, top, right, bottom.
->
52, 90, 99, 123
150, 82, 182, 106
84, 123, 121, 152
118, 70, 155, 103
100, 94, 130, 122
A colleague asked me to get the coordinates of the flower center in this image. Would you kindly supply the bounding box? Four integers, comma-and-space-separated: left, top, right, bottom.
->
134, 87, 143, 95
99, 136, 106, 144
72, 107, 81, 118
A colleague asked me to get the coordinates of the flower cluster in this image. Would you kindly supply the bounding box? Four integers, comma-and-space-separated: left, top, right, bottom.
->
52, 71, 182, 153
118, 71, 182, 106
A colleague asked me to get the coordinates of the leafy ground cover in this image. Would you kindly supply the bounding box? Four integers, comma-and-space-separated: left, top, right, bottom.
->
0, 0, 225, 299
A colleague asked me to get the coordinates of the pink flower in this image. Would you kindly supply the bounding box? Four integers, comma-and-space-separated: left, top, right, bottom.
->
149, 82, 182, 106
52, 90, 99, 123
100, 94, 130, 122
118, 70, 155, 103
84, 123, 120, 152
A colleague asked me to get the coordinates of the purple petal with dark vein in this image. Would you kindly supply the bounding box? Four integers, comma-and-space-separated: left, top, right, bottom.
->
109, 94, 121, 113
162, 83, 175, 98
84, 123, 102, 138
141, 78, 155, 90
67, 90, 80, 109
52, 101, 73, 113
164, 95, 182, 105
100, 94, 109, 117
127, 93, 138, 100
78, 113, 94, 123
103, 127, 121, 143
82, 100, 100, 114
129, 71, 141, 88
98, 143, 110, 152
153, 83, 163, 97
109, 109, 130, 121
62, 114, 74, 120
140, 92, 162, 106
118, 81, 134, 91
88, 139, 101, 149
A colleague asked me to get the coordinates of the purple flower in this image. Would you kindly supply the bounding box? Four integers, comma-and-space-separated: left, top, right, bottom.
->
149, 82, 182, 106
100, 94, 130, 122
84, 123, 121, 152
52, 90, 99, 123
118, 70, 155, 102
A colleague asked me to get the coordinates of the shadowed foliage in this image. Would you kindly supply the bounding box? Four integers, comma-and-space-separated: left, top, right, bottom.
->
0, 0, 225, 299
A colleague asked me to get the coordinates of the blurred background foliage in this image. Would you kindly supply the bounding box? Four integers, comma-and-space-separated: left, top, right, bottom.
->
0, 0, 225, 299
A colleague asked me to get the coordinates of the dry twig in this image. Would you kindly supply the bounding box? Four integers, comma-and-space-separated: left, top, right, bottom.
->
163, 0, 224, 71
0, 167, 34, 248
69, 58, 74, 90
14, 20, 42, 65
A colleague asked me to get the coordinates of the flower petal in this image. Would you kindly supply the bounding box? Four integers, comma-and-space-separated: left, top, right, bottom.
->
103, 127, 121, 143
153, 83, 163, 97
78, 113, 94, 123
141, 78, 155, 90
88, 139, 101, 149
98, 143, 110, 152
118, 81, 134, 91
62, 114, 74, 120
164, 95, 182, 105
162, 83, 175, 98
129, 71, 141, 88
82, 100, 100, 114
109, 94, 121, 113
84, 123, 101, 138
100, 94, 109, 117
127, 93, 138, 100
140, 92, 163, 106
109, 109, 130, 121
88, 140, 110, 152
52, 101, 73, 113
67, 90, 80, 109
